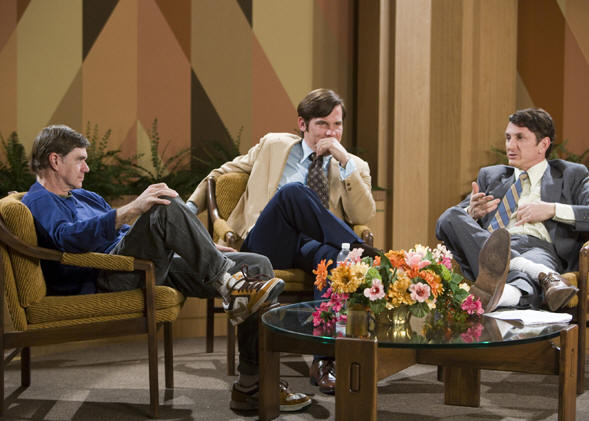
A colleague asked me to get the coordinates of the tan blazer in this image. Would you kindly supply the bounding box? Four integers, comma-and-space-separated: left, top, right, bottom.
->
188, 132, 376, 239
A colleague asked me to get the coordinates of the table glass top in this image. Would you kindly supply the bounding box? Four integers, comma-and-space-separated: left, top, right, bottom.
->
262, 300, 569, 349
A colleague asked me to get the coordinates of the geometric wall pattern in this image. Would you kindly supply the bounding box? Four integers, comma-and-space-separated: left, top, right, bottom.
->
0, 0, 355, 172
518, 0, 589, 154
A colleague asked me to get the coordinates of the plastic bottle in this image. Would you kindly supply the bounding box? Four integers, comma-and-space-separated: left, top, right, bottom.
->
336, 242, 351, 264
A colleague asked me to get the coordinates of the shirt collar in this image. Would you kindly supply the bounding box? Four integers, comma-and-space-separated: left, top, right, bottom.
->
515, 159, 547, 187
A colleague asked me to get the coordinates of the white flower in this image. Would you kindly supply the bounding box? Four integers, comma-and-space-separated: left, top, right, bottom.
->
459, 282, 470, 292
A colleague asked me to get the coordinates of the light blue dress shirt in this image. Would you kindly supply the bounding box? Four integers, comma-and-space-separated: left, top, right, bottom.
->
277, 140, 356, 191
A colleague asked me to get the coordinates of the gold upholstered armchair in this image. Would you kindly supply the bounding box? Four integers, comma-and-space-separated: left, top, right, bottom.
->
205, 172, 375, 374
0, 193, 185, 417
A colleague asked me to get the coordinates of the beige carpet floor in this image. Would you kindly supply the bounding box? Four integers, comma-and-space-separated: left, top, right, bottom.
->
2, 336, 589, 420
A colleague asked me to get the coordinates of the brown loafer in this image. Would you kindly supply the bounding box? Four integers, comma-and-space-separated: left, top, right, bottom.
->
471, 228, 511, 313
538, 272, 579, 312
309, 359, 336, 395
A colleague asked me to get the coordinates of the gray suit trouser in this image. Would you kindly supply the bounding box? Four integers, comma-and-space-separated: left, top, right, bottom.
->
97, 197, 272, 375
436, 206, 564, 308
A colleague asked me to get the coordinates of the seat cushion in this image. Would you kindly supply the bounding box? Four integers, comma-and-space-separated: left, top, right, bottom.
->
26, 286, 185, 327
275, 268, 314, 292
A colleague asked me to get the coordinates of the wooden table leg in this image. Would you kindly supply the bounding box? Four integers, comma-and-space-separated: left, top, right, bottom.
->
259, 319, 280, 420
444, 366, 480, 407
335, 337, 378, 421
558, 325, 577, 421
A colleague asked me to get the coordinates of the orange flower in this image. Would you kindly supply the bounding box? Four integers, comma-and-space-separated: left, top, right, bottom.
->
386, 273, 415, 307
419, 270, 443, 297
373, 255, 381, 266
313, 258, 333, 291
385, 250, 406, 269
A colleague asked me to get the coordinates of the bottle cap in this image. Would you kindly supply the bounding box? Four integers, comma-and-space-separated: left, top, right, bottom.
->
342, 242, 350, 250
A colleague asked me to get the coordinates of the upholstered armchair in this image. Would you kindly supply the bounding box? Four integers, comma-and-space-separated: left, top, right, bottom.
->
0, 193, 185, 417
205, 172, 375, 374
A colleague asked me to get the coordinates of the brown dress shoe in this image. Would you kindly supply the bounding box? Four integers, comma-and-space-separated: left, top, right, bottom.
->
538, 272, 579, 312
309, 359, 336, 395
471, 228, 511, 313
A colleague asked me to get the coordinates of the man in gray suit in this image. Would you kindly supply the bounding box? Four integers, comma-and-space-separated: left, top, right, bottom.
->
436, 108, 588, 312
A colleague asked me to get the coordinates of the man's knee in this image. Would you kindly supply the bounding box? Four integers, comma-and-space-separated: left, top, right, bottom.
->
275, 182, 308, 201
436, 206, 463, 239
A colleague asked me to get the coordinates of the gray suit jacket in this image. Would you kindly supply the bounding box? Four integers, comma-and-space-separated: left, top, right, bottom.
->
459, 159, 589, 271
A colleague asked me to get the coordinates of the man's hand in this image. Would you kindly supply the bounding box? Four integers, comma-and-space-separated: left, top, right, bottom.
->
116, 183, 178, 227
515, 201, 555, 225
467, 182, 500, 220
315, 137, 349, 167
215, 244, 237, 253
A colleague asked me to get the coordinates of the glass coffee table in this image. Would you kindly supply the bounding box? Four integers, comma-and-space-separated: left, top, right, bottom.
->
258, 300, 578, 421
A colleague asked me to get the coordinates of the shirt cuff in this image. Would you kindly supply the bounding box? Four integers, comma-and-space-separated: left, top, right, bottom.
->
339, 158, 357, 180
553, 203, 575, 225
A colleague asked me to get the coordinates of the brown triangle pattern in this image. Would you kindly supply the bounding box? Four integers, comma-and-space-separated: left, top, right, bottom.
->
83, 0, 119, 59
155, 0, 191, 61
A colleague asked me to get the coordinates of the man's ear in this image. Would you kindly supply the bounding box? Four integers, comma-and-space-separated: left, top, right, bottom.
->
538, 136, 550, 155
297, 116, 306, 133
48, 152, 60, 171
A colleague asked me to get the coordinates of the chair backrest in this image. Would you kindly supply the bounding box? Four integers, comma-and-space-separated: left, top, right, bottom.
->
215, 172, 249, 219
0, 193, 47, 330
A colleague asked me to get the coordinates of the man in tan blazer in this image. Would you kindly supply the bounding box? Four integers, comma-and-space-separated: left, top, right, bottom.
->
188, 88, 376, 394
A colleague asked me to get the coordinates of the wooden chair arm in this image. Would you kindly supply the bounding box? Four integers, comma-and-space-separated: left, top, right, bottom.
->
353, 224, 374, 247
206, 176, 240, 248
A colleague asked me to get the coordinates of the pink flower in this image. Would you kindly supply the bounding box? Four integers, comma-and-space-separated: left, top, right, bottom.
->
409, 282, 431, 302
460, 323, 483, 343
405, 251, 431, 270
348, 247, 364, 263
461, 294, 484, 315
441, 257, 452, 270
363, 278, 385, 301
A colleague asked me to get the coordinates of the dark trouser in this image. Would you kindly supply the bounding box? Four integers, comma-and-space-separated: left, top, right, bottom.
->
241, 182, 362, 300
97, 196, 268, 375
242, 182, 363, 363
435, 206, 563, 308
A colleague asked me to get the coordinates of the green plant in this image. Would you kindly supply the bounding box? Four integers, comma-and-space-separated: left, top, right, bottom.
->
83, 123, 141, 201
134, 118, 241, 199
0, 131, 35, 196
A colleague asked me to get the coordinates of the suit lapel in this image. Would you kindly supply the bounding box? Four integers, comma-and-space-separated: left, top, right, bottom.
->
540, 163, 563, 238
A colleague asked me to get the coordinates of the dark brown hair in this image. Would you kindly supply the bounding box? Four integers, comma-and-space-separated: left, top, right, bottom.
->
31, 125, 90, 173
297, 89, 346, 135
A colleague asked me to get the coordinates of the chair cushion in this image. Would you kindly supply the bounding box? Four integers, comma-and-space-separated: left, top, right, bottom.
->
0, 193, 46, 307
216, 173, 249, 219
275, 268, 314, 292
26, 286, 185, 326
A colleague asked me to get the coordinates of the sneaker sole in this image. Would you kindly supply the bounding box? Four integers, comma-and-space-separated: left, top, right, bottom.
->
280, 398, 312, 412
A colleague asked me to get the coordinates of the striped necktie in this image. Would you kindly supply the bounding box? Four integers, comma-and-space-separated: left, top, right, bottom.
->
487, 172, 528, 232
307, 153, 329, 208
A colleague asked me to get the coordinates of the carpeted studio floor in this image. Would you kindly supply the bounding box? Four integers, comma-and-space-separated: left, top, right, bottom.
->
2, 336, 589, 420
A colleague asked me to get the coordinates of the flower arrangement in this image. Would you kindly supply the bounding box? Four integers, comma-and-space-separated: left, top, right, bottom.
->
312, 244, 483, 331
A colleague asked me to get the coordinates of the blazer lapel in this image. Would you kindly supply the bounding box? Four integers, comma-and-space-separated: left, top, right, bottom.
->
540, 163, 563, 238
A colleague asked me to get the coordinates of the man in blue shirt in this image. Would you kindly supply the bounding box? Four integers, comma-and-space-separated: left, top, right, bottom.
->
22, 125, 311, 412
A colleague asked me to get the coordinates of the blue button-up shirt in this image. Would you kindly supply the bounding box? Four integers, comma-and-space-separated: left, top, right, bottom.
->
277, 140, 356, 191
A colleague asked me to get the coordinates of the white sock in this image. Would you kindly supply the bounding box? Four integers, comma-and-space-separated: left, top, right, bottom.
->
215, 272, 234, 299
236, 373, 259, 389
510, 257, 556, 280
497, 284, 522, 307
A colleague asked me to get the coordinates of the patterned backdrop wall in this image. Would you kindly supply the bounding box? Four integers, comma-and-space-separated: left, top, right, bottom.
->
0, 0, 354, 174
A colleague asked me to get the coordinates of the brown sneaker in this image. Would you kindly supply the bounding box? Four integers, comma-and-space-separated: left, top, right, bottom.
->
223, 270, 284, 326
538, 272, 579, 311
471, 228, 511, 313
230, 380, 311, 412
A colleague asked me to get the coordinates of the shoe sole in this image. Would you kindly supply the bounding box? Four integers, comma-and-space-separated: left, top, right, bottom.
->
546, 287, 579, 312
475, 229, 511, 312
280, 398, 312, 412
310, 376, 335, 394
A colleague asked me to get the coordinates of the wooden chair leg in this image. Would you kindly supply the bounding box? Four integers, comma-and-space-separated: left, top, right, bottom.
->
164, 323, 174, 389
206, 298, 215, 353
20, 347, 30, 388
227, 318, 236, 376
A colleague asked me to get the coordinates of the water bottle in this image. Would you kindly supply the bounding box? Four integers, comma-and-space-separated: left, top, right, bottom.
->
336, 242, 351, 264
